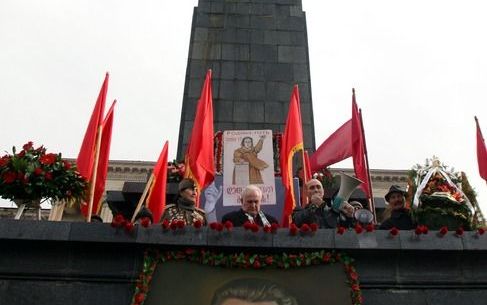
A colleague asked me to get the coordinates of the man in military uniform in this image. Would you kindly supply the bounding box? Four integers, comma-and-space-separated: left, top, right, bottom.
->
161, 178, 207, 225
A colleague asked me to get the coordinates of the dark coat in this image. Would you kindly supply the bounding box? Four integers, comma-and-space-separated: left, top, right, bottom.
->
379, 208, 414, 230
221, 209, 278, 227
292, 205, 355, 228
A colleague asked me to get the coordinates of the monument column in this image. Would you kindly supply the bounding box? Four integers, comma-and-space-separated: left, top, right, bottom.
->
177, 0, 316, 159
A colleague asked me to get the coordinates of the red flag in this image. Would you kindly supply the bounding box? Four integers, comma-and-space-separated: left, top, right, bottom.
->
82, 100, 115, 217
309, 119, 352, 171
77, 73, 108, 181
476, 116, 487, 182
184, 69, 215, 205
146, 141, 169, 223
280, 85, 304, 227
352, 90, 371, 198
303, 151, 312, 182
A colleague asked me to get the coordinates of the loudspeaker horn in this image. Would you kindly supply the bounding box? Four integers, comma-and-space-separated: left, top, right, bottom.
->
332, 172, 364, 211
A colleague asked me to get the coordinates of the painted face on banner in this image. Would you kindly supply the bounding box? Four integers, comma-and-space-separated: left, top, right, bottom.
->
242, 137, 253, 149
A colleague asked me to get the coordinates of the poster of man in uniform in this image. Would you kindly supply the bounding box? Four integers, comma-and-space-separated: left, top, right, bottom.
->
223, 130, 276, 206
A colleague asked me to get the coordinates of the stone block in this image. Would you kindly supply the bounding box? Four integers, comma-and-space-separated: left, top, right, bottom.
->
219, 80, 235, 99
221, 61, 235, 79
273, 229, 334, 248
277, 31, 306, 46
136, 226, 207, 246
207, 29, 223, 42
293, 63, 309, 81
277, 16, 305, 31
235, 62, 249, 79
209, 14, 225, 28
397, 252, 463, 283
210, 2, 224, 13
462, 231, 487, 250
250, 29, 265, 44
221, 43, 236, 60
207, 227, 273, 248
250, 15, 276, 30
278, 46, 307, 63
263, 30, 279, 45
69, 222, 137, 243
289, 5, 303, 17
0, 219, 70, 241
235, 81, 249, 100
251, 44, 278, 62
353, 252, 399, 284
247, 102, 265, 123
248, 81, 265, 100
264, 102, 284, 123
237, 44, 250, 61
193, 27, 208, 41
225, 14, 250, 28
195, 12, 210, 27
334, 229, 361, 249
462, 252, 487, 282
233, 101, 251, 122
250, 3, 275, 15
184, 98, 197, 120
362, 289, 428, 305
236, 3, 251, 15
248, 63, 265, 80
215, 100, 234, 121
264, 63, 293, 81
399, 230, 464, 251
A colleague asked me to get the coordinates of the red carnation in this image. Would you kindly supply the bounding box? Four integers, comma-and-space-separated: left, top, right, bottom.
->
351, 284, 360, 292
389, 227, 399, 236
250, 223, 259, 233
161, 219, 170, 230
216, 222, 224, 232
354, 224, 363, 234
350, 271, 359, 281
300, 223, 310, 233
63, 160, 72, 169
44, 172, 53, 181
170, 220, 178, 230
209, 222, 218, 230
415, 226, 423, 235
0, 157, 9, 167
336, 226, 346, 235
111, 214, 125, 228
322, 253, 331, 263
140, 217, 151, 228
34, 167, 43, 176
310, 223, 318, 232
224, 220, 233, 231
289, 223, 298, 236
263, 225, 272, 233
265, 256, 273, 265
22, 141, 33, 151
366, 223, 375, 232
455, 227, 464, 236
478, 227, 486, 235
3, 172, 17, 184
193, 219, 203, 229
438, 226, 448, 236
17, 150, 25, 158
270, 223, 279, 233
124, 222, 135, 233
252, 260, 261, 269
421, 225, 429, 235
243, 221, 252, 231
176, 220, 185, 229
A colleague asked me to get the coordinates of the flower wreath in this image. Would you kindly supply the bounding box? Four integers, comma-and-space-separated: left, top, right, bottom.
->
130, 248, 362, 305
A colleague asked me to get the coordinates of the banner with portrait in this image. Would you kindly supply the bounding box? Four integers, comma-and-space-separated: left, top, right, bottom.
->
223, 130, 276, 206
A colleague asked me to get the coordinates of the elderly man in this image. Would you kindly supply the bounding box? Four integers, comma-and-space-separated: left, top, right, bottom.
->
222, 185, 278, 226
379, 185, 414, 230
292, 178, 355, 228
161, 178, 207, 225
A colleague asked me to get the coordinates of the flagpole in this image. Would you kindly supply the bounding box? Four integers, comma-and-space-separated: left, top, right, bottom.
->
301, 149, 308, 207
86, 126, 103, 222
359, 108, 376, 223
131, 173, 155, 223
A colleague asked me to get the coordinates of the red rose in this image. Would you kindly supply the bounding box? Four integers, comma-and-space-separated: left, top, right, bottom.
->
134, 292, 145, 303
140, 217, 151, 228
354, 224, 363, 234
289, 223, 298, 236
44, 172, 53, 181
389, 227, 399, 236
17, 150, 25, 158
224, 220, 233, 231
243, 221, 252, 231
250, 223, 259, 233
111, 214, 125, 228
478, 227, 486, 235
39, 153, 57, 165
336, 226, 346, 235
415, 226, 423, 235
366, 223, 375, 232
421, 225, 429, 235
22, 141, 34, 151
439, 226, 448, 236
209, 222, 218, 230
34, 167, 43, 176
3, 172, 17, 184
170, 220, 178, 230
0, 157, 9, 167
216, 223, 224, 232
63, 160, 72, 169
300, 223, 310, 233
310, 223, 318, 232
271, 223, 279, 233
161, 219, 170, 230
455, 227, 464, 236
193, 219, 203, 229
176, 220, 185, 229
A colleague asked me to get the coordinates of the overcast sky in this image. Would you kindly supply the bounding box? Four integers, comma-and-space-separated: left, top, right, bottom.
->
0, 0, 486, 211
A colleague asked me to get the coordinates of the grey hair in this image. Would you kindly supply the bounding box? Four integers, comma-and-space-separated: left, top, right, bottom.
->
241, 185, 263, 201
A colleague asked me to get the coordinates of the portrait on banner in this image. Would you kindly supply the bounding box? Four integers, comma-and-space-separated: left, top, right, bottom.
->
223, 130, 276, 207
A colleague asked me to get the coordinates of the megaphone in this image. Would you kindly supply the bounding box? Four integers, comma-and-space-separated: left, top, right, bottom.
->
332, 172, 363, 211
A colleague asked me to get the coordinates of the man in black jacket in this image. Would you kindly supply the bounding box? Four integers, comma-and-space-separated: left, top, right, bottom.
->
222, 185, 278, 226
379, 185, 414, 230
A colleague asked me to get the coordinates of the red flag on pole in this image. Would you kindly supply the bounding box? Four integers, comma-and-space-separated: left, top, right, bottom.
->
309, 119, 352, 172
184, 69, 215, 206
352, 89, 371, 198
82, 100, 115, 217
146, 141, 169, 223
77, 73, 108, 181
476, 116, 487, 182
280, 85, 304, 227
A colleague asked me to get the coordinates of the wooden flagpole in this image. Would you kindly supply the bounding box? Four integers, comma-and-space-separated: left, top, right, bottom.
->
131, 173, 155, 223
359, 108, 376, 223
301, 149, 309, 207
86, 126, 103, 222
